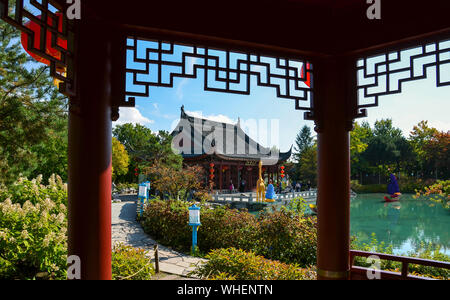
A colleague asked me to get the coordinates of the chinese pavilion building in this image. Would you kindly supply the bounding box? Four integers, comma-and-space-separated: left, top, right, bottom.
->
171, 106, 291, 192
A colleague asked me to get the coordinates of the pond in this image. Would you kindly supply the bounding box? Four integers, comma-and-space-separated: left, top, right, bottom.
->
350, 193, 449, 255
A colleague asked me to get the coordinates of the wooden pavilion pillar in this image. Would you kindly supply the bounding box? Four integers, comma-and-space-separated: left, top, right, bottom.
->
67, 21, 113, 280
315, 57, 353, 280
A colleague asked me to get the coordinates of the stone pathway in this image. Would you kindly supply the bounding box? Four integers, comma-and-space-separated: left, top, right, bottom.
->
111, 197, 207, 279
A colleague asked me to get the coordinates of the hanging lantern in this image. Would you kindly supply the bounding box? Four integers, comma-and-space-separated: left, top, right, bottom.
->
209, 163, 215, 168
20, 12, 67, 86
300, 62, 311, 88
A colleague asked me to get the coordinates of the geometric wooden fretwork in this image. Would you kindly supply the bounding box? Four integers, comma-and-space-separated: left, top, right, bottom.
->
356, 38, 450, 118
124, 36, 314, 115
0, 0, 75, 96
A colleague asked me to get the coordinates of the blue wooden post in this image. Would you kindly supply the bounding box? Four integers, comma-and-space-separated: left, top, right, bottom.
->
188, 204, 201, 254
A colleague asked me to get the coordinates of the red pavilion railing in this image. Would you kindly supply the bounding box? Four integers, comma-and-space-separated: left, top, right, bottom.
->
350, 250, 450, 280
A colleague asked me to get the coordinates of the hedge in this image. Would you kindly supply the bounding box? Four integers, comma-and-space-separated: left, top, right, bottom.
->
140, 199, 317, 267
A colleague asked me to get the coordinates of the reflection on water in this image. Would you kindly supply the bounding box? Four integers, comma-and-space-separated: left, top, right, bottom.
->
350, 194, 450, 255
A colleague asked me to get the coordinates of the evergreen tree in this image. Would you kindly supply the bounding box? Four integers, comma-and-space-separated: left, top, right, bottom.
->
0, 20, 68, 184
293, 125, 313, 163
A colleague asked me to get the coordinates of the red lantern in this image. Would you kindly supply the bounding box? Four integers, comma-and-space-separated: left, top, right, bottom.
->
281, 174, 285, 178
300, 62, 311, 88
20, 12, 67, 71
280, 166, 285, 170
209, 163, 215, 168
134, 173, 138, 177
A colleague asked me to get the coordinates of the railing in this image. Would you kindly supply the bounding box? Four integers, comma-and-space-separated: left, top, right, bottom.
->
211, 190, 318, 203
350, 250, 450, 280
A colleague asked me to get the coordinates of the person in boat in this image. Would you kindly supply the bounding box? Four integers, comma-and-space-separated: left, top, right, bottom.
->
265, 179, 276, 201
385, 173, 401, 201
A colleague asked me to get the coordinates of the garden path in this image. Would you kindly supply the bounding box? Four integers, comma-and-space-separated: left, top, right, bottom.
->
111, 196, 206, 279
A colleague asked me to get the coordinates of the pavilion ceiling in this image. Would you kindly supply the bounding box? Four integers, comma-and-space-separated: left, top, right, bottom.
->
81, 0, 450, 57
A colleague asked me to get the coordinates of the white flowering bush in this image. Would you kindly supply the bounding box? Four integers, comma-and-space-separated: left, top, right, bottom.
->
0, 175, 67, 279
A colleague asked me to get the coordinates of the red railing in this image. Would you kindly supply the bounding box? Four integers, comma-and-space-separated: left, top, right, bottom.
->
350, 250, 450, 280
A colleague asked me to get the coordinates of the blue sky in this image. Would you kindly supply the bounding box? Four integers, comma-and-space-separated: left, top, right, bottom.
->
115, 41, 450, 153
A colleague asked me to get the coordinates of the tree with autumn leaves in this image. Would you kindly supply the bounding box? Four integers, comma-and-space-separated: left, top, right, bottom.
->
144, 161, 209, 201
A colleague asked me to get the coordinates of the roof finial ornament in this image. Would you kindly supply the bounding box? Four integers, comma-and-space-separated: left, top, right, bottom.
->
237, 117, 241, 127
181, 105, 186, 118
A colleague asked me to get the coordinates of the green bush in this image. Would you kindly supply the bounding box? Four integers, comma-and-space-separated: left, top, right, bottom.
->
112, 243, 155, 280
414, 180, 449, 209
192, 248, 316, 280
141, 199, 191, 252
0, 175, 156, 280
141, 199, 317, 267
199, 205, 259, 252
256, 210, 317, 267
0, 176, 68, 279
352, 183, 387, 193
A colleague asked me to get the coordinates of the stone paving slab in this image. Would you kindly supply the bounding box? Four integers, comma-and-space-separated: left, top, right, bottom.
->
111, 199, 207, 279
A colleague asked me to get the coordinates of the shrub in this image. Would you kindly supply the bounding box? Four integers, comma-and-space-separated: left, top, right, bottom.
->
0, 176, 67, 280
414, 180, 449, 209
112, 243, 155, 280
192, 247, 316, 280
351, 184, 387, 193
0, 174, 67, 206
256, 210, 317, 267
198, 205, 259, 252
141, 199, 317, 267
141, 199, 192, 252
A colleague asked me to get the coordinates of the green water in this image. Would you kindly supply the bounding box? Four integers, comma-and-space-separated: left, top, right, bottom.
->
350, 194, 449, 255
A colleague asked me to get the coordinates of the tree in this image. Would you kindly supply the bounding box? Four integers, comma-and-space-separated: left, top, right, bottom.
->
145, 161, 205, 201
362, 120, 402, 168
112, 137, 129, 181
423, 131, 450, 179
0, 18, 68, 184
113, 123, 182, 182
409, 120, 440, 177
350, 121, 370, 165
298, 145, 317, 187
293, 125, 314, 163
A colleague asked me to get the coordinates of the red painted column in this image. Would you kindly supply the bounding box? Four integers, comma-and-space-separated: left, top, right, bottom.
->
67, 21, 113, 280
315, 58, 353, 280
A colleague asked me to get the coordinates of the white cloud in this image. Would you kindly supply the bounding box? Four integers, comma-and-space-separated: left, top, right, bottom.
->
185, 110, 236, 124
113, 107, 154, 127
427, 120, 450, 133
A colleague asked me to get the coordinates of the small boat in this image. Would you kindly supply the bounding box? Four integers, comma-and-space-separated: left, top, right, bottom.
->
384, 192, 401, 202
384, 173, 401, 202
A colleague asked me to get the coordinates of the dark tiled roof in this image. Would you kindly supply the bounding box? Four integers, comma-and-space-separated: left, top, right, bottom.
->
171, 106, 291, 164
